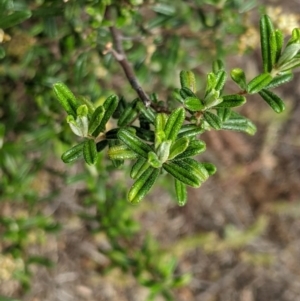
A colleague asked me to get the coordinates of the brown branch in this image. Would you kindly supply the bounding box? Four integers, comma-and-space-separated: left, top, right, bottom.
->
105, 11, 151, 107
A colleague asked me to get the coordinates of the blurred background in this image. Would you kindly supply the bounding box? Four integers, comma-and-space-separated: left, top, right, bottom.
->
1, 0, 300, 300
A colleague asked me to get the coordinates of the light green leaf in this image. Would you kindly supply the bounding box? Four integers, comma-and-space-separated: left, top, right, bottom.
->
108, 144, 139, 160
247, 73, 273, 94
180, 70, 196, 92
148, 151, 162, 168
184, 97, 204, 111
174, 140, 206, 159
230, 68, 247, 90
131, 157, 149, 179
168, 137, 189, 160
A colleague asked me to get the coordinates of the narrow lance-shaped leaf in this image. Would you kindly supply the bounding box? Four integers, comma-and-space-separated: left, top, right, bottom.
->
168, 137, 189, 160
177, 124, 204, 138
216, 95, 246, 108
217, 108, 231, 122
118, 128, 152, 159
108, 144, 139, 160
247, 73, 273, 94
53, 82, 79, 117
61, 142, 85, 163
203, 111, 222, 130
130, 157, 149, 179
96, 139, 108, 152
205, 72, 217, 96
83, 139, 98, 165
117, 99, 139, 127
175, 179, 187, 207
215, 70, 227, 92
163, 160, 201, 187
258, 89, 285, 113
264, 72, 293, 89
180, 87, 196, 100
278, 58, 300, 72
278, 43, 300, 67
180, 70, 196, 92
128, 167, 160, 203
180, 158, 209, 182
260, 15, 274, 72
270, 29, 283, 66
137, 101, 156, 123
89, 106, 105, 136
212, 59, 224, 73
222, 112, 257, 135
93, 95, 119, 136
174, 140, 206, 160
164, 107, 185, 141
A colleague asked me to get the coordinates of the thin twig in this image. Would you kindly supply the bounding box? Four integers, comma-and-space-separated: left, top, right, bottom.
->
105, 8, 151, 107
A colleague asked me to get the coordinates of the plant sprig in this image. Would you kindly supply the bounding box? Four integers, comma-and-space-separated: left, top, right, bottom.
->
53, 14, 300, 205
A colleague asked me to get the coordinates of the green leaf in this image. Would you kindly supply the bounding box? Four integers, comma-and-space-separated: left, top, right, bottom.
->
89, 106, 105, 136
108, 144, 139, 160
164, 107, 185, 141
93, 95, 119, 136
278, 58, 300, 72
203, 111, 222, 130
215, 70, 227, 91
131, 126, 155, 142
217, 108, 231, 122
66, 114, 89, 137
205, 72, 217, 95
247, 73, 273, 94
117, 98, 139, 127
212, 59, 224, 73
177, 124, 204, 138
264, 72, 293, 89
168, 137, 189, 160
131, 157, 149, 179
184, 97, 204, 111
96, 139, 108, 152
180, 71, 196, 92
148, 151, 162, 168
202, 162, 217, 175
270, 29, 283, 66
222, 112, 256, 135
260, 15, 274, 72
174, 140, 206, 159
175, 179, 187, 206
278, 43, 300, 67
53, 82, 79, 117
258, 89, 285, 113
156, 140, 172, 163
230, 68, 247, 90
83, 139, 98, 165
128, 167, 160, 203
118, 128, 152, 159
0, 46, 5, 59
163, 159, 207, 188
61, 142, 84, 163
155, 113, 168, 133
216, 95, 246, 108
0, 10, 32, 29
179, 87, 196, 99
137, 102, 156, 123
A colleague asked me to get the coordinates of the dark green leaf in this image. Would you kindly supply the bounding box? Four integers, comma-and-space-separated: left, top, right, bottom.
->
264, 72, 293, 89
131, 157, 149, 179
203, 111, 222, 130
174, 140, 206, 159
96, 139, 108, 152
128, 167, 160, 203
83, 139, 98, 165
216, 95, 246, 108
215, 70, 227, 91
164, 107, 185, 141
89, 106, 105, 136
108, 144, 139, 160
258, 89, 285, 113
118, 128, 152, 159
61, 142, 84, 163
260, 15, 274, 72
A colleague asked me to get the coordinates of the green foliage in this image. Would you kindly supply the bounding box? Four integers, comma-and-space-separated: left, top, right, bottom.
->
1, 1, 300, 300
